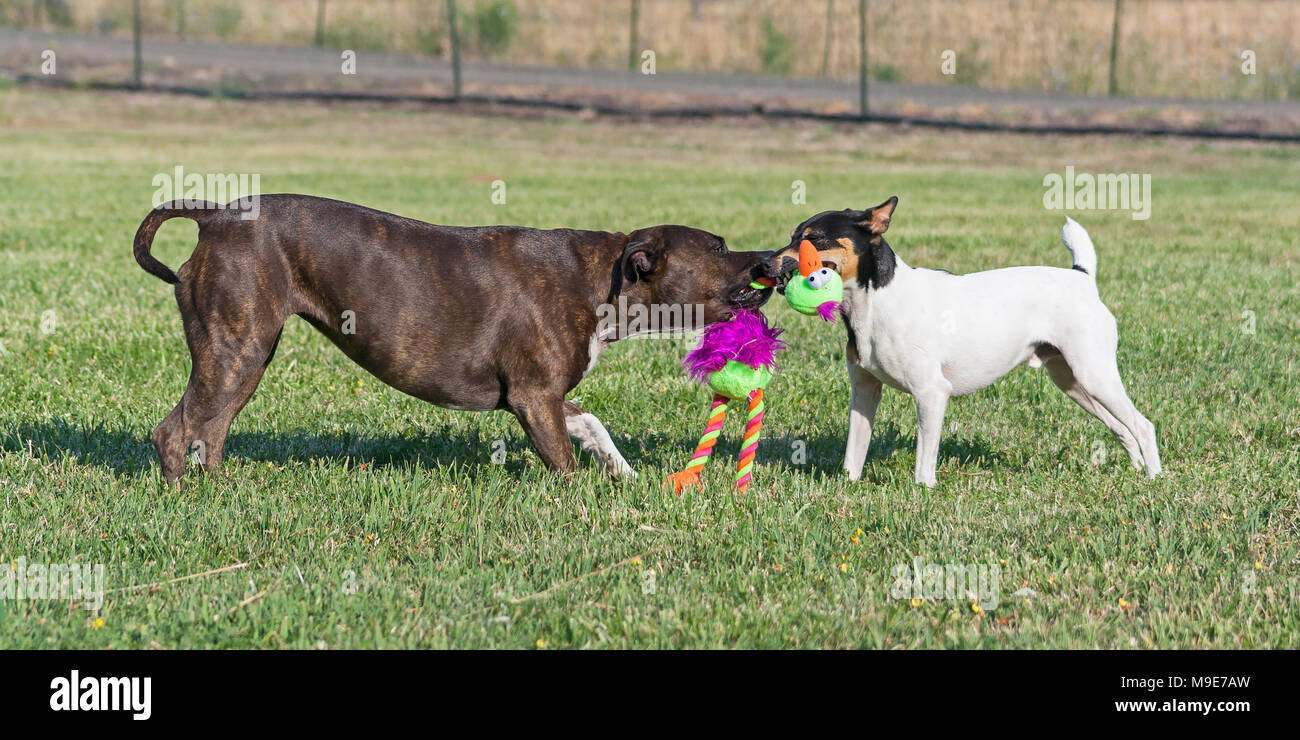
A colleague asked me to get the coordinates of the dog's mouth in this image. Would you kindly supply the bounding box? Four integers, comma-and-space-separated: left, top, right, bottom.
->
724, 277, 776, 318
731, 282, 772, 310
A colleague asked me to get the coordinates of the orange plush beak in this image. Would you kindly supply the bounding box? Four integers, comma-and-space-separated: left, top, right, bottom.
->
798, 239, 823, 277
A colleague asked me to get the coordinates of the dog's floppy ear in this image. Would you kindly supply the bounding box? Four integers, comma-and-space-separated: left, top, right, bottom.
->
621, 238, 662, 284
855, 196, 899, 236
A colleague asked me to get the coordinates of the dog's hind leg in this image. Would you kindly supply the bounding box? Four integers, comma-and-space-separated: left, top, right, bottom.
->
156, 327, 281, 484
1079, 373, 1160, 478
844, 356, 883, 481
1056, 351, 1161, 478
154, 264, 288, 483
176, 324, 282, 478
152, 400, 188, 484
1044, 356, 1144, 472
154, 352, 272, 486
564, 401, 636, 478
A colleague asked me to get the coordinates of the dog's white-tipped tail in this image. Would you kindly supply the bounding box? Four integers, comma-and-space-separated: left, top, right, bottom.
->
1061, 216, 1097, 279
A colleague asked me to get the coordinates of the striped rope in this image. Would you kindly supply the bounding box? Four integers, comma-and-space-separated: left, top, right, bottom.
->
734, 388, 764, 493
686, 394, 728, 470
667, 394, 728, 495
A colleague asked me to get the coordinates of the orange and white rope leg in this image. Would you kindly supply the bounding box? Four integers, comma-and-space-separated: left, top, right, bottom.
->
734, 388, 764, 493
666, 394, 728, 496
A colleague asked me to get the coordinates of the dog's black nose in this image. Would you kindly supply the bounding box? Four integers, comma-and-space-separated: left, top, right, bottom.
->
755, 251, 783, 277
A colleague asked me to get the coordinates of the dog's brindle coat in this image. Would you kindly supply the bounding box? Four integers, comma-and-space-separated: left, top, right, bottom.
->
134, 194, 773, 484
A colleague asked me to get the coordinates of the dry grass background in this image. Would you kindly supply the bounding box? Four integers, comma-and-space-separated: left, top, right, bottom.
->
7, 0, 1300, 98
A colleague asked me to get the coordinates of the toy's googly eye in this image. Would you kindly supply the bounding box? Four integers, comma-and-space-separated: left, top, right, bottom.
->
807, 268, 833, 289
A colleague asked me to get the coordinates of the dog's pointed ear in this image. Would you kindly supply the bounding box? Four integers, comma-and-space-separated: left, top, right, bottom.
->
855, 196, 898, 236
621, 238, 662, 284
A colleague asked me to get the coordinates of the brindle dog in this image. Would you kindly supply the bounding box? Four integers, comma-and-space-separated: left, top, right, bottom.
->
134, 194, 774, 483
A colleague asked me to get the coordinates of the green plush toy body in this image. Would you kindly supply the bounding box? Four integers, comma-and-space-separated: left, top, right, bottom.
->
707, 360, 773, 401
784, 239, 844, 321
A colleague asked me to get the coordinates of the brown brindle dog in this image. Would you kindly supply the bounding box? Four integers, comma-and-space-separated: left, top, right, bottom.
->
134, 194, 774, 484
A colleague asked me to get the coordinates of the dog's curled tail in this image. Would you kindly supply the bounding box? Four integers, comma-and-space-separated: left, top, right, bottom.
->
1061, 216, 1097, 280
133, 201, 226, 284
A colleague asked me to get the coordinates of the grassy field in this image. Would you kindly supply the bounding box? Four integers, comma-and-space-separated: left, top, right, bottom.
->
0, 86, 1297, 649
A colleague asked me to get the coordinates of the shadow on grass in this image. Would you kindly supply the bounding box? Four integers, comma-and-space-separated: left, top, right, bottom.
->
1, 418, 509, 478
613, 424, 1009, 481
1, 417, 1008, 482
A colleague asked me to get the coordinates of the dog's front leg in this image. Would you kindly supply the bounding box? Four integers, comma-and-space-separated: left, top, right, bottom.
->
510, 394, 577, 475
913, 389, 950, 487
564, 401, 637, 479
844, 359, 883, 481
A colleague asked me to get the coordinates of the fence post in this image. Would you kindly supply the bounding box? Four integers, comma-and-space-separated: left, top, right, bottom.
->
858, 0, 868, 116
132, 0, 142, 88
447, 0, 462, 99
177, 0, 186, 40
1107, 0, 1123, 96
315, 0, 327, 48
820, 0, 834, 77
628, 0, 641, 71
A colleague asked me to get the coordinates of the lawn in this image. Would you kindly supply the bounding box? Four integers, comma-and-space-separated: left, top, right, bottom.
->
0, 86, 1297, 648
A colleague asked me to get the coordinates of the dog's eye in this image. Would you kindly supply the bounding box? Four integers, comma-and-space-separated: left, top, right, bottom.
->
712, 242, 727, 254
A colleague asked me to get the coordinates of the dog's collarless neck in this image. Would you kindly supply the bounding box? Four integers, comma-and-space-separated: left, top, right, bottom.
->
856, 238, 898, 290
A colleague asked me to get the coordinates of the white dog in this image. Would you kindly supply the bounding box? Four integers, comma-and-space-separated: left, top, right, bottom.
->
772, 197, 1161, 486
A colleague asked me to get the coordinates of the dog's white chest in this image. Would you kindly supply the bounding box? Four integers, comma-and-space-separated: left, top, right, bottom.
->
583, 333, 605, 378
841, 280, 910, 392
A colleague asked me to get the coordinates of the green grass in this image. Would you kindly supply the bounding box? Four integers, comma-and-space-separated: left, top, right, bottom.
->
1, 88, 1298, 648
